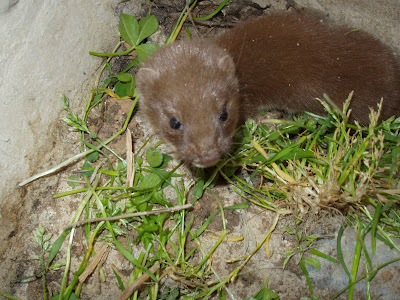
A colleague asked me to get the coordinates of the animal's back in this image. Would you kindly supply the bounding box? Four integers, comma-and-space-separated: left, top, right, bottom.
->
216, 13, 400, 123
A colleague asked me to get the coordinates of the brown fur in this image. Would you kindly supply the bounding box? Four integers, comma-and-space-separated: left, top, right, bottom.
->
136, 12, 400, 167
136, 41, 240, 167
216, 13, 400, 122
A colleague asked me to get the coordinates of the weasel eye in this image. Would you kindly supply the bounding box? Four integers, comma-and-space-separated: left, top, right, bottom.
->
219, 108, 228, 123
169, 117, 183, 130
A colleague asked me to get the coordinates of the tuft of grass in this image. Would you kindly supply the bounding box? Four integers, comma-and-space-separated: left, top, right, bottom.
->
217, 93, 400, 298
222, 92, 400, 213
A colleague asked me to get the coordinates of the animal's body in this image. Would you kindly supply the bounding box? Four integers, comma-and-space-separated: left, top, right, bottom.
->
137, 13, 400, 167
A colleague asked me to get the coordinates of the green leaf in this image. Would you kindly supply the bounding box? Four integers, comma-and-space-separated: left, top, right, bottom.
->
282, 250, 294, 269
119, 14, 158, 48
309, 248, 339, 264
136, 43, 159, 62
305, 234, 319, 247
81, 161, 94, 177
371, 203, 382, 255
38, 224, 45, 236
299, 259, 314, 296
46, 229, 71, 268
304, 257, 321, 270
337, 223, 350, 278
155, 212, 169, 227
191, 210, 219, 240
43, 233, 52, 243
159, 153, 173, 169
113, 267, 125, 291
141, 220, 159, 232
49, 261, 66, 270
137, 15, 159, 44
117, 73, 134, 83
305, 234, 319, 241
225, 203, 249, 209
146, 148, 163, 168
193, 175, 205, 200
86, 151, 99, 163
115, 78, 136, 98
246, 149, 314, 164
149, 191, 172, 206
168, 288, 180, 299
249, 287, 280, 300
34, 225, 44, 245
284, 225, 295, 235
119, 14, 139, 46
136, 173, 161, 190
67, 175, 81, 187
192, 0, 230, 21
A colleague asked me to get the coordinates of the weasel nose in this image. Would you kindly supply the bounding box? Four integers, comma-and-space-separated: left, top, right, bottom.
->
195, 151, 222, 168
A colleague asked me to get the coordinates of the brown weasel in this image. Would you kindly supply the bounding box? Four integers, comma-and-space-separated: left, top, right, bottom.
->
136, 12, 400, 167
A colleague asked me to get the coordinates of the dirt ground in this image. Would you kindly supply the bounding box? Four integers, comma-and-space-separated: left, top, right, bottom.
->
1, 0, 399, 299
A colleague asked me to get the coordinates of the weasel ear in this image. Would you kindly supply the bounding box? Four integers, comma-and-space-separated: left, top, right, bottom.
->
217, 55, 235, 74
136, 67, 160, 82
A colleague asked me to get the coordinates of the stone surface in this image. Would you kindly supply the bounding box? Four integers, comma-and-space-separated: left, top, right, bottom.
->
0, 0, 121, 298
